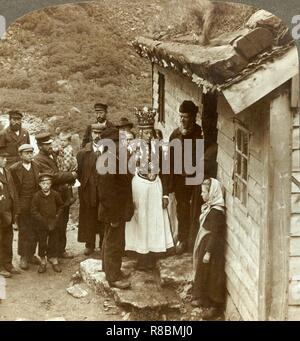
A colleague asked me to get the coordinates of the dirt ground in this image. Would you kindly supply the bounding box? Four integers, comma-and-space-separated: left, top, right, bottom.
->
0, 223, 124, 321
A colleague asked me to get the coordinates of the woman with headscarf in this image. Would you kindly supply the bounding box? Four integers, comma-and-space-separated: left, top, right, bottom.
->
192, 178, 226, 320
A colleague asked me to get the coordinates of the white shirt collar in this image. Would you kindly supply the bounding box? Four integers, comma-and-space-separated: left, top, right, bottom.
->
22, 163, 31, 171
93, 143, 104, 154
0, 167, 3, 174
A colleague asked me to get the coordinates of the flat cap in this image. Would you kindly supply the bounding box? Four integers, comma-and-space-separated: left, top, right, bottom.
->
38, 172, 54, 182
18, 144, 34, 153
8, 110, 23, 118
94, 103, 108, 111
35, 132, 53, 144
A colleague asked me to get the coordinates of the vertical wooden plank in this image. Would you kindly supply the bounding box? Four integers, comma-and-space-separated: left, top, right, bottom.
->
291, 74, 299, 109
268, 91, 291, 320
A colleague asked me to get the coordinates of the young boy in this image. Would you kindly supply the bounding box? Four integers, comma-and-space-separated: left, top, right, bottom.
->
9, 144, 40, 270
56, 131, 77, 206
31, 173, 64, 273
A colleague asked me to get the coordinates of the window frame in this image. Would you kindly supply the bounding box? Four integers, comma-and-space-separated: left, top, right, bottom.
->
233, 123, 250, 208
157, 71, 165, 124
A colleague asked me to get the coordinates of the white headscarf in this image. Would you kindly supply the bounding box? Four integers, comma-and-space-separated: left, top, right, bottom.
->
193, 178, 225, 276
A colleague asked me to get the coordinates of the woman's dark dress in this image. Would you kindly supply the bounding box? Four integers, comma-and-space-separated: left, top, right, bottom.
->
192, 208, 226, 306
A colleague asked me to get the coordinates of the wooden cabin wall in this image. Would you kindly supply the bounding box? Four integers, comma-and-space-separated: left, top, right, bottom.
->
217, 95, 267, 321
152, 65, 202, 139
289, 107, 300, 320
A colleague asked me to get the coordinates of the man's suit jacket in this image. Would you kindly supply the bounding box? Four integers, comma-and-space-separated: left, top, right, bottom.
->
9, 161, 40, 213
97, 151, 134, 224
76, 142, 99, 208
81, 120, 114, 148
34, 151, 75, 191
0, 126, 30, 167
0, 168, 19, 224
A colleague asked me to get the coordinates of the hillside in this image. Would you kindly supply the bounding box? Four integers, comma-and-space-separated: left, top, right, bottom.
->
0, 0, 165, 136
0, 0, 257, 137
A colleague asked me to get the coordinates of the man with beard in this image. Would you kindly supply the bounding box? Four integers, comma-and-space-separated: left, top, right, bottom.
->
9, 144, 40, 270
81, 103, 114, 148
0, 110, 30, 168
34, 133, 77, 260
169, 100, 203, 255
77, 124, 106, 256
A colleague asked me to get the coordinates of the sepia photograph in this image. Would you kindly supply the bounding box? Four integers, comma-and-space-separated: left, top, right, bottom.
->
0, 0, 299, 324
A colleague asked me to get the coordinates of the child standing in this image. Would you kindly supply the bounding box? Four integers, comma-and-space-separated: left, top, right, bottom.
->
31, 173, 64, 273
56, 131, 77, 206
192, 178, 226, 320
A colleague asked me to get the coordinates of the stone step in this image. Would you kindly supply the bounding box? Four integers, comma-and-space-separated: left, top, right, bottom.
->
80, 258, 182, 312
157, 254, 193, 289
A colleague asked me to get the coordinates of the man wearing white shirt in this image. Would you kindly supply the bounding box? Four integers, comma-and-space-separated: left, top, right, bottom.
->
0, 110, 30, 168
77, 123, 106, 255
9, 144, 40, 270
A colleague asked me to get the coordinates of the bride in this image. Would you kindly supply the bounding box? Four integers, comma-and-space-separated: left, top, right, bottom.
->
125, 107, 174, 270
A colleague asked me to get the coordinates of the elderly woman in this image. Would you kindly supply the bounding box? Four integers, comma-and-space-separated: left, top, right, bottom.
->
125, 108, 174, 270
192, 178, 226, 320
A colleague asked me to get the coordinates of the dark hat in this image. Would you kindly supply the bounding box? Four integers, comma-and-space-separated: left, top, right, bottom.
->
116, 117, 133, 129
38, 172, 54, 182
100, 127, 119, 141
91, 123, 106, 132
18, 144, 34, 153
0, 146, 9, 157
35, 132, 53, 144
94, 103, 108, 112
8, 110, 23, 119
179, 100, 199, 116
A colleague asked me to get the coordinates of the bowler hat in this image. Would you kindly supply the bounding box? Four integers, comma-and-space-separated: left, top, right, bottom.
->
94, 103, 108, 112
116, 117, 133, 129
38, 172, 54, 182
35, 132, 53, 144
179, 100, 198, 116
18, 144, 34, 153
101, 127, 119, 141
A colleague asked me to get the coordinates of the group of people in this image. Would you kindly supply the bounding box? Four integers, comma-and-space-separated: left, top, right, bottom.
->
0, 100, 226, 320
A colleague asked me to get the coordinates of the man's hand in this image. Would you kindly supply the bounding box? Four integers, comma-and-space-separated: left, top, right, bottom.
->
203, 252, 211, 264
110, 222, 119, 228
162, 197, 169, 209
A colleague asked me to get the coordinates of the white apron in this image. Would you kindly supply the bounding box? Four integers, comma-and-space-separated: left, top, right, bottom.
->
125, 174, 174, 254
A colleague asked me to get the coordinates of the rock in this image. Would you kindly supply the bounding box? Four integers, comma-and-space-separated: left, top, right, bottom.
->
112, 270, 181, 310
162, 314, 167, 321
246, 9, 282, 30
71, 271, 82, 285
178, 283, 193, 301
70, 106, 81, 113
122, 312, 131, 321
80, 259, 181, 312
191, 308, 202, 316
45, 317, 66, 321
157, 254, 193, 288
80, 259, 110, 296
232, 28, 274, 60
66, 284, 88, 299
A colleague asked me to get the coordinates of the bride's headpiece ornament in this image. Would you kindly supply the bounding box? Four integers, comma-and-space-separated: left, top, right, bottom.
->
134, 106, 157, 129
